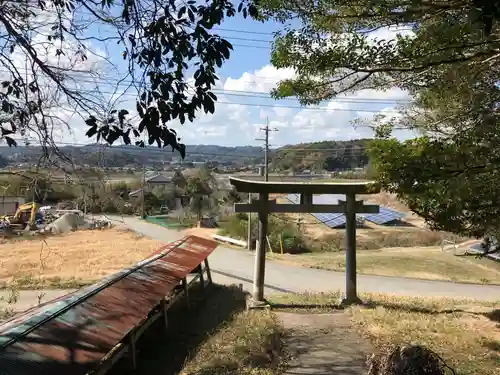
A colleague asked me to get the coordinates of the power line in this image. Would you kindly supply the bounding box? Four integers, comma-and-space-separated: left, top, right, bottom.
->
0, 66, 411, 105
20, 85, 403, 113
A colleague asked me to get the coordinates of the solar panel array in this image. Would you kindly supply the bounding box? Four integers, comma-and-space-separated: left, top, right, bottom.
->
285, 194, 406, 228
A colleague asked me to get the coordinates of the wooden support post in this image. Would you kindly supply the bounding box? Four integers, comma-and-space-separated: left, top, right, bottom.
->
204, 259, 212, 283
253, 192, 269, 304
343, 192, 361, 305
182, 277, 190, 309
161, 298, 168, 331
130, 333, 137, 370
199, 264, 205, 289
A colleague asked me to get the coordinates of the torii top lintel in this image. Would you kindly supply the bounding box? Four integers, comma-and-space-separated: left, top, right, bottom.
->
229, 177, 381, 195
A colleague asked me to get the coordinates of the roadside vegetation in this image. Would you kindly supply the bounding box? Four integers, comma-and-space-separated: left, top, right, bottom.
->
270, 292, 500, 375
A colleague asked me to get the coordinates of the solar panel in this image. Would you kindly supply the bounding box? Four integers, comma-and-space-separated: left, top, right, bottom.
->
286, 194, 406, 227
364, 207, 406, 225
286, 194, 347, 228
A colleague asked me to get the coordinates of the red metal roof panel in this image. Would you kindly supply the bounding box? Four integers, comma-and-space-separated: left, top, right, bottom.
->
0, 235, 218, 375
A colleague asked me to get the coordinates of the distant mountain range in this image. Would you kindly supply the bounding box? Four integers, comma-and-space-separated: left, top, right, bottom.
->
0, 143, 265, 168
0, 139, 371, 170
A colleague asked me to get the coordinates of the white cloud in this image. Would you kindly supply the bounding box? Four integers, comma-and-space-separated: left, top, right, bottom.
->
368, 25, 415, 41
140, 64, 414, 146
223, 65, 295, 93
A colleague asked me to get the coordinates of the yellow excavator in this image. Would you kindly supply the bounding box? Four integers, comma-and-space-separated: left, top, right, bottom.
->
0, 202, 40, 230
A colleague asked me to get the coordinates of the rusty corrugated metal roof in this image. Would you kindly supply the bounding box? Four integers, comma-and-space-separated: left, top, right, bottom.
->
0, 235, 218, 375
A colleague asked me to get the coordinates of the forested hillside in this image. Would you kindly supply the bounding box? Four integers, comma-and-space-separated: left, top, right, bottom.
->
271, 139, 369, 172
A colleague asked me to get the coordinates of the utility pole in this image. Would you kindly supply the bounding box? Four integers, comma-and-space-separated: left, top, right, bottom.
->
256, 118, 278, 182
247, 192, 252, 250
141, 133, 147, 219
251, 118, 278, 252
141, 162, 146, 218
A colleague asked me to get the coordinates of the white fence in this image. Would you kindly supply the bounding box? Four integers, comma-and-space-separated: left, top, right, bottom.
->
212, 234, 247, 248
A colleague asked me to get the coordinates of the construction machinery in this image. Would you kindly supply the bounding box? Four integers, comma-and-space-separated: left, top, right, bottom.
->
0, 202, 40, 230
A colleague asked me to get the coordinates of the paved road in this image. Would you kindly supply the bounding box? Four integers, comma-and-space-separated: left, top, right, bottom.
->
113, 216, 500, 302
4, 215, 499, 315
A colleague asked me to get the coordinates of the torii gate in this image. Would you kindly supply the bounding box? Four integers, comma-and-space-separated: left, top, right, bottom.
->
230, 177, 380, 307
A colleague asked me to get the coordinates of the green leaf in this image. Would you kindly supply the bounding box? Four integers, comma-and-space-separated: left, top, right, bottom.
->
187, 8, 195, 22
203, 95, 215, 114
178, 6, 186, 18
118, 109, 129, 124
85, 116, 97, 127
5, 136, 16, 147
85, 126, 98, 138
136, 102, 144, 117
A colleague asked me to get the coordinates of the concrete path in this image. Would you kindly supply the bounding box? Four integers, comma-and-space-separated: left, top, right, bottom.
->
278, 312, 372, 375
113, 216, 500, 302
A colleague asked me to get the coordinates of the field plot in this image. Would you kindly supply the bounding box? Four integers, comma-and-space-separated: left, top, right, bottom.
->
0, 227, 163, 289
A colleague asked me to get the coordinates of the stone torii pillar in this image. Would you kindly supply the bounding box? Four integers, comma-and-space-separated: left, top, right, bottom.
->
230, 177, 380, 307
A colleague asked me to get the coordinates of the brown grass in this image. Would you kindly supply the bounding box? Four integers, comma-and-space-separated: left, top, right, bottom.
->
269, 292, 500, 375
0, 228, 163, 289
360, 192, 410, 212
180, 311, 283, 375
178, 286, 284, 375
269, 246, 500, 284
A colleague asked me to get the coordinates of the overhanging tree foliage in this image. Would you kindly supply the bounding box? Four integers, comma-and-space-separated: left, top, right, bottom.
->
261, 0, 500, 104
0, 0, 258, 156
259, 0, 500, 241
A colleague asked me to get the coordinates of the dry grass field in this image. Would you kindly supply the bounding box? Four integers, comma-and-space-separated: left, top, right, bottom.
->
0, 227, 163, 289
269, 246, 500, 284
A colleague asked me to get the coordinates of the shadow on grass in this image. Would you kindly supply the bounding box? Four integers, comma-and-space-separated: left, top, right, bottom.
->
270, 303, 344, 310
108, 283, 248, 375
268, 297, 500, 325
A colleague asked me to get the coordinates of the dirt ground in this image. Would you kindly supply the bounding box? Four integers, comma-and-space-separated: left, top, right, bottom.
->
0, 227, 164, 287
180, 227, 219, 239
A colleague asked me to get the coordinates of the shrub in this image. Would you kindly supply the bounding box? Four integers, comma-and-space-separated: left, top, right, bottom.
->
220, 214, 308, 254
307, 230, 444, 252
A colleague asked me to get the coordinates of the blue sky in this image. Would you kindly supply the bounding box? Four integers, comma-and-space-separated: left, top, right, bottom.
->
5, 6, 415, 148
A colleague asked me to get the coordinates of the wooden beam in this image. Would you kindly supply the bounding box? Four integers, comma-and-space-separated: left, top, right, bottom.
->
234, 200, 379, 214
229, 177, 380, 194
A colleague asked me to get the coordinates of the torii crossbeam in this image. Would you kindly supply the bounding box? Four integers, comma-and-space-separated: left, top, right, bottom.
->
230, 177, 380, 307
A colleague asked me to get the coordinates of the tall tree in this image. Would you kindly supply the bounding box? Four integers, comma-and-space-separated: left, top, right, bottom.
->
259, 0, 500, 243
260, 0, 500, 104
0, 0, 257, 157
